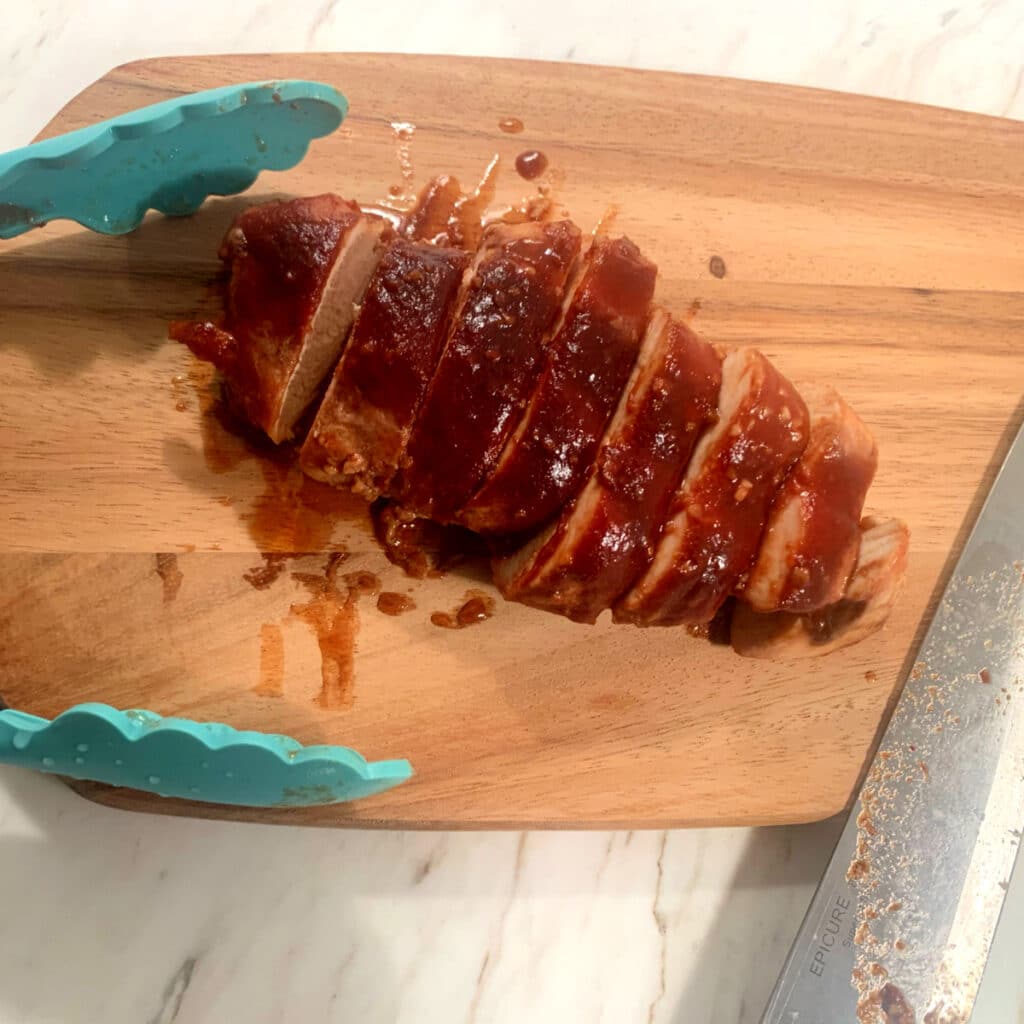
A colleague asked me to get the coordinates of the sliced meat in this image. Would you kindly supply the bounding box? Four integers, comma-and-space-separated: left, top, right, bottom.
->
395, 219, 582, 522
494, 310, 722, 623
731, 514, 909, 659
170, 195, 389, 442
616, 348, 810, 626
459, 235, 656, 536
401, 175, 462, 242
742, 385, 878, 613
300, 240, 471, 500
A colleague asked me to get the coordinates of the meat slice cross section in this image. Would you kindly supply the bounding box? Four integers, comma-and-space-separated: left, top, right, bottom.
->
494, 309, 722, 623
741, 384, 878, 613
170, 194, 389, 442
394, 219, 582, 523
731, 514, 909, 658
300, 240, 471, 499
459, 235, 656, 536
616, 348, 810, 626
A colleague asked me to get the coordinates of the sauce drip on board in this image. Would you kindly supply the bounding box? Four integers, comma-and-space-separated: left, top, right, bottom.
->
365, 159, 556, 251
390, 121, 417, 204
289, 552, 360, 709
182, 355, 366, 552
255, 622, 285, 697
430, 590, 496, 629
154, 553, 184, 603
498, 117, 524, 134
515, 149, 548, 181
377, 592, 416, 616
171, 373, 190, 412
243, 552, 303, 590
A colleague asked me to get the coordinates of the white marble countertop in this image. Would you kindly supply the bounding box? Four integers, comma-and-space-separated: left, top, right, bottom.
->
1, 2, 1022, 1022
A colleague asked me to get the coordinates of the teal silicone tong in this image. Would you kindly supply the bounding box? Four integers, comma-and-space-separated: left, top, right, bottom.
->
0, 81, 413, 807
0, 704, 411, 807
0, 79, 346, 239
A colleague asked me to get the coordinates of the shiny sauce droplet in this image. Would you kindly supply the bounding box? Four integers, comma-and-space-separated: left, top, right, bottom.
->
499, 117, 524, 134
457, 597, 491, 627
515, 150, 548, 181
430, 591, 496, 629
377, 592, 416, 616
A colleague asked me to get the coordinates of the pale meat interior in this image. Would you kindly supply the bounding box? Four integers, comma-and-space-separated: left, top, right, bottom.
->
273, 217, 389, 441
300, 240, 471, 497
731, 514, 910, 658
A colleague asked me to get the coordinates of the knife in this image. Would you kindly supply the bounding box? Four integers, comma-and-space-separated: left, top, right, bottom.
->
762, 417, 1024, 1024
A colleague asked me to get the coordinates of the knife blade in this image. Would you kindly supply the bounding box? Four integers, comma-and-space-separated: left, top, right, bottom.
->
762, 417, 1024, 1024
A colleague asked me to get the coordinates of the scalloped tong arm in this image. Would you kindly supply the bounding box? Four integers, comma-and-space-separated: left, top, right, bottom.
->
0, 80, 347, 240
0, 703, 411, 807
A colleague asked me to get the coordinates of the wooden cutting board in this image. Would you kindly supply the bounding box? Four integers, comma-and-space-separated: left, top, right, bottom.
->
1, 54, 1022, 829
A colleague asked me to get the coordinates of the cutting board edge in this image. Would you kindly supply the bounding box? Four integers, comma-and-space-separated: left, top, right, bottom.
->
52, 51, 1024, 144
63, 778, 853, 830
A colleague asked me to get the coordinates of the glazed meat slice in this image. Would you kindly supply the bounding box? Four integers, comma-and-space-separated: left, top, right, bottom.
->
732, 514, 909, 659
459, 235, 656, 535
742, 385, 878, 613
494, 310, 722, 623
616, 348, 810, 626
300, 240, 471, 499
395, 219, 582, 522
170, 195, 388, 442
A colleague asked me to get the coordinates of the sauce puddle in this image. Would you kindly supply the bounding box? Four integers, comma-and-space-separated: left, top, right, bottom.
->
183, 356, 367, 552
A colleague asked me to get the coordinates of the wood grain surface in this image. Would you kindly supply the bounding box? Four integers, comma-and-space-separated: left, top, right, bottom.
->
1, 54, 1022, 828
